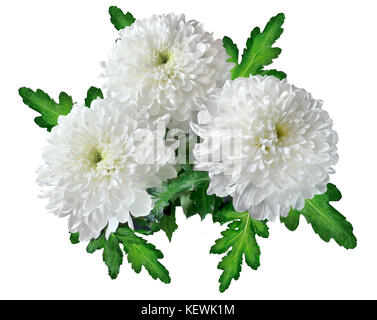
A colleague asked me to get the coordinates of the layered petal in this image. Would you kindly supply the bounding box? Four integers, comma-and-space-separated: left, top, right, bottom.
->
193, 75, 338, 220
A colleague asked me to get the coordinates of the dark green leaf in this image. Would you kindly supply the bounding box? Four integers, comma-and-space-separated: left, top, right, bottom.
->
211, 203, 268, 292
284, 184, 357, 249
133, 214, 161, 236
150, 170, 210, 219
109, 6, 135, 30
258, 69, 287, 80
231, 13, 285, 79
102, 234, 123, 279
223, 36, 238, 73
183, 182, 216, 220
159, 206, 178, 242
19, 87, 73, 131
85, 86, 103, 108
69, 232, 80, 244
280, 210, 300, 231
115, 226, 171, 283
86, 233, 106, 253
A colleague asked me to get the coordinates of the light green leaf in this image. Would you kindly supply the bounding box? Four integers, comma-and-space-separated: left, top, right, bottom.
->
102, 234, 123, 279
109, 6, 135, 30
18, 87, 73, 131
180, 192, 194, 218
283, 184, 357, 249
85, 86, 103, 108
115, 226, 171, 283
211, 203, 269, 292
231, 13, 285, 79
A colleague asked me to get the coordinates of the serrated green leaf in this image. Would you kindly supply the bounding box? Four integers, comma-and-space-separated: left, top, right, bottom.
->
19, 87, 73, 131
212, 202, 244, 225
109, 6, 135, 30
102, 234, 123, 279
115, 226, 171, 283
223, 36, 238, 71
159, 205, 178, 242
210, 203, 268, 292
184, 182, 216, 220
34, 116, 50, 128
150, 170, 210, 219
258, 69, 286, 80
69, 232, 80, 244
85, 86, 103, 108
86, 233, 106, 253
231, 13, 285, 79
285, 184, 357, 249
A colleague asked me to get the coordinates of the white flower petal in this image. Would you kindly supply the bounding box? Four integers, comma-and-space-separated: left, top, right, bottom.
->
129, 190, 153, 217
105, 217, 119, 239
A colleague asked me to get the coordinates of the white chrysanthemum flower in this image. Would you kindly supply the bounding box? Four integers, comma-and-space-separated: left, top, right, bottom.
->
192, 75, 338, 220
37, 97, 176, 241
104, 13, 232, 131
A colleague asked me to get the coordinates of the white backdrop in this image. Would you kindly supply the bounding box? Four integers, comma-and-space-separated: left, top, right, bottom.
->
1, 0, 376, 299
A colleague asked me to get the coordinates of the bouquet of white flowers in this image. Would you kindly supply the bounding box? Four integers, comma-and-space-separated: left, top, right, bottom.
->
19, 6, 356, 292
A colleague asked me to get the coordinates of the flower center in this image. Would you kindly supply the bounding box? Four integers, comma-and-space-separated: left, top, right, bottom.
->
89, 148, 103, 166
88, 146, 118, 176
156, 51, 170, 66
275, 123, 288, 141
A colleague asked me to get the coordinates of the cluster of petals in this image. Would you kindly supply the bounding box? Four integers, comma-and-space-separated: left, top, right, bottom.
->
104, 13, 232, 131
37, 98, 176, 241
193, 75, 338, 220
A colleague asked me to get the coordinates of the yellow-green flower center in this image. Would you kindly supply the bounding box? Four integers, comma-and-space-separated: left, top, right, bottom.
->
157, 51, 170, 66
275, 124, 287, 140
89, 148, 103, 167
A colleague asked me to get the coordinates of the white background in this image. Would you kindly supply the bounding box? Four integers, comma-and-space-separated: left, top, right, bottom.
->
0, 0, 376, 299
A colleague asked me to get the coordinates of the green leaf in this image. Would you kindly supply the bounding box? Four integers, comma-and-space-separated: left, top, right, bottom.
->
69, 232, 80, 244
159, 205, 178, 242
109, 6, 135, 30
180, 192, 194, 218
212, 201, 243, 225
85, 86, 103, 108
19, 87, 73, 131
258, 69, 286, 80
283, 184, 357, 249
223, 36, 238, 71
86, 233, 106, 253
85, 226, 169, 282
231, 13, 285, 79
183, 182, 216, 220
150, 170, 210, 219
102, 234, 123, 279
133, 214, 161, 236
115, 226, 171, 283
280, 210, 300, 231
210, 203, 269, 292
